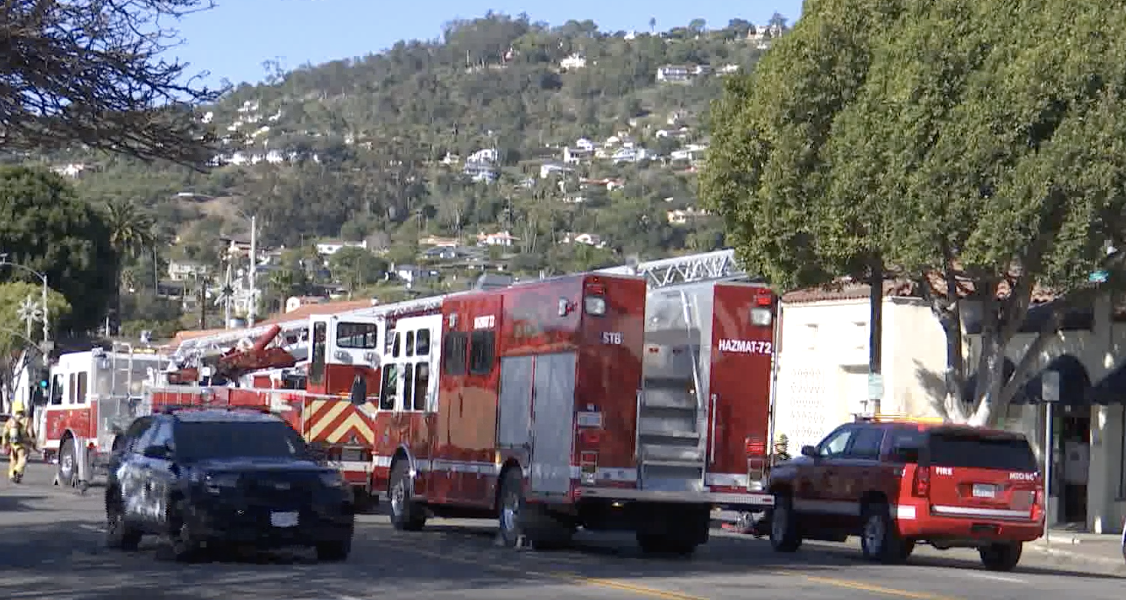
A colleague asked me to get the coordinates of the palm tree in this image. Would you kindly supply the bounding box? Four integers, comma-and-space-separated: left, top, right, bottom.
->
104, 198, 156, 335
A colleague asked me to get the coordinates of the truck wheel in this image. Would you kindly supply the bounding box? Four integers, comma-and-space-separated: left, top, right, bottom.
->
769, 494, 802, 552
860, 502, 909, 563
388, 461, 426, 531
979, 542, 1022, 571
105, 490, 142, 551
168, 499, 203, 562
58, 438, 77, 487
497, 468, 524, 548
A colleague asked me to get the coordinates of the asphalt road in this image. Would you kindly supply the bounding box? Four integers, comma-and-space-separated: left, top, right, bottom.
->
2, 461, 1123, 600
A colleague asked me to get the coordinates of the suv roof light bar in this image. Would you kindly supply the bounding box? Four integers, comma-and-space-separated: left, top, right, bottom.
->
858, 414, 947, 424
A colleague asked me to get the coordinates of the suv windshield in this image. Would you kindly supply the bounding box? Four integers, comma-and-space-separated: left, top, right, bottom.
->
927, 432, 1037, 472
176, 421, 309, 461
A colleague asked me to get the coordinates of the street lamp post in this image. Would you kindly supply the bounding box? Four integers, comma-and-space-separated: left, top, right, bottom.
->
0, 254, 50, 345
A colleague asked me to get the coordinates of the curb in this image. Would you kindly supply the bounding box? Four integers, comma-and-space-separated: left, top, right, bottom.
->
1027, 542, 1124, 568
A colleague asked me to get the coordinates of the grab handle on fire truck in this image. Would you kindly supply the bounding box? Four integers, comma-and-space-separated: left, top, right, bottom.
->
709, 393, 718, 463
634, 389, 643, 461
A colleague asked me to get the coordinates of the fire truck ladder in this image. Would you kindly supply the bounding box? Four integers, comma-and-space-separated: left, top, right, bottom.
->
596, 249, 751, 289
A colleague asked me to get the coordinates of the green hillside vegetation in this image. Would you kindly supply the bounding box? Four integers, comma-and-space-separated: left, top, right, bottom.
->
17, 12, 789, 335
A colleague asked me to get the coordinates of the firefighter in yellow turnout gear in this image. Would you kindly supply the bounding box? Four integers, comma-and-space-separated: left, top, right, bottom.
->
3, 402, 34, 483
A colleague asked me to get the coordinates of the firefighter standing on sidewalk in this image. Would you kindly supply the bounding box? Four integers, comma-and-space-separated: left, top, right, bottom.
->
2, 401, 35, 483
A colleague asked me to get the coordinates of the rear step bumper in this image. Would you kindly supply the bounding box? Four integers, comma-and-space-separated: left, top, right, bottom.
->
578, 486, 773, 506
896, 503, 1043, 542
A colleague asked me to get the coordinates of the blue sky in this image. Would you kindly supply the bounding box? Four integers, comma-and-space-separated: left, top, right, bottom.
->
172, 0, 805, 88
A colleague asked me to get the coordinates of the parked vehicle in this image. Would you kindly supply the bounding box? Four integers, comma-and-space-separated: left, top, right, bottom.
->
767, 415, 1044, 571
104, 407, 355, 561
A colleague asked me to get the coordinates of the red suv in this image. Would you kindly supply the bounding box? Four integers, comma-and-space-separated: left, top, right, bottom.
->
767, 416, 1044, 571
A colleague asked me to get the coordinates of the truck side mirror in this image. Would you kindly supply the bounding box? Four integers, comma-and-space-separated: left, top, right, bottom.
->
349, 374, 367, 406
800, 445, 818, 458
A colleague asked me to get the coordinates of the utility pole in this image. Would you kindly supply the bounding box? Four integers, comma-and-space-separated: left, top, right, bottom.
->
248, 215, 258, 327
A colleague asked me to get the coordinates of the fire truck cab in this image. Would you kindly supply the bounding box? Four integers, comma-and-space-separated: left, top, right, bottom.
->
36, 344, 171, 491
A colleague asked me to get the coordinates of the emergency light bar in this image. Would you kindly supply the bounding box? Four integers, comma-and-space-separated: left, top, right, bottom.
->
861, 414, 947, 425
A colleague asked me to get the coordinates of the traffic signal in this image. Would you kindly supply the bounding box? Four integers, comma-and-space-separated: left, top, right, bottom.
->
38, 379, 48, 389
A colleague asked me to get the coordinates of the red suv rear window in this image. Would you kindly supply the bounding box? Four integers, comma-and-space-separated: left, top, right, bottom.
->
927, 432, 1037, 472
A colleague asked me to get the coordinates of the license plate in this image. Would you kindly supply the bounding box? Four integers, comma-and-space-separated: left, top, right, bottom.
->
270, 511, 299, 528
972, 484, 997, 499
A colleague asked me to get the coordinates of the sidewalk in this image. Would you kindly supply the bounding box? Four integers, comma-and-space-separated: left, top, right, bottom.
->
1026, 531, 1125, 571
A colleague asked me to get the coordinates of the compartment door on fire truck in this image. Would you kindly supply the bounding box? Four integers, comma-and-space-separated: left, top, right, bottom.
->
530, 352, 577, 495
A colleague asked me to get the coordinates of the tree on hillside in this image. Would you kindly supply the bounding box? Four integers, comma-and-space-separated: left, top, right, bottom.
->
0, 282, 71, 412
328, 247, 388, 297
0, 167, 119, 333
701, 0, 1126, 426
104, 198, 157, 334
0, 0, 221, 166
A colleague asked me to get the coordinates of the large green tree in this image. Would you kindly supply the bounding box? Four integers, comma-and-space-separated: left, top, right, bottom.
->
0, 167, 119, 333
701, 0, 1126, 426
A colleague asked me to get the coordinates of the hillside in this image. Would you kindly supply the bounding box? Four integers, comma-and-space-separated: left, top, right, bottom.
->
20, 13, 790, 335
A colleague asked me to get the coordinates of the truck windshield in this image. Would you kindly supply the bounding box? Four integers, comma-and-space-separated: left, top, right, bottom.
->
176, 422, 309, 461
928, 432, 1038, 472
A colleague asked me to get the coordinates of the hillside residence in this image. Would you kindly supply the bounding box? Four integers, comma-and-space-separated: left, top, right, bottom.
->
559, 53, 587, 70
563, 145, 594, 164
221, 236, 253, 256
579, 178, 624, 191
392, 264, 436, 285
440, 152, 460, 165
167, 260, 208, 282
467, 148, 498, 163
420, 235, 459, 248
316, 239, 368, 256
463, 161, 497, 183
670, 143, 709, 162
612, 147, 649, 164
656, 65, 692, 83
666, 207, 709, 224
423, 246, 481, 261
717, 64, 740, 76
51, 163, 87, 178
540, 163, 574, 178
747, 24, 785, 49
477, 231, 518, 247
559, 232, 605, 247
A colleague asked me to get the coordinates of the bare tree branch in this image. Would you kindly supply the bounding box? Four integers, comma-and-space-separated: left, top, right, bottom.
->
0, 0, 223, 169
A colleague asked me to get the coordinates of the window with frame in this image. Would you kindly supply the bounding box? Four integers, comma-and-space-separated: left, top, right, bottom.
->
402, 364, 414, 410
336, 322, 379, 349
75, 372, 88, 404
405, 331, 415, 357
416, 329, 431, 356
132, 420, 160, 455
392, 331, 402, 358
310, 322, 327, 385
887, 429, 925, 463
818, 427, 854, 458
442, 332, 468, 375
847, 427, 885, 459
50, 375, 62, 405
413, 363, 430, 411
469, 331, 496, 375
118, 417, 153, 454
379, 364, 400, 411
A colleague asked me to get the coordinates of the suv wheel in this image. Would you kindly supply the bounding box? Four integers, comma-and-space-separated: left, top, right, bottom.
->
105, 490, 142, 551
769, 494, 802, 552
389, 461, 426, 531
979, 542, 1022, 571
168, 500, 203, 562
860, 502, 909, 563
316, 538, 352, 562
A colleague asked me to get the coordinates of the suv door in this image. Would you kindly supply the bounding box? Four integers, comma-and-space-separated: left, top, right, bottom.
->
119, 418, 160, 529
797, 425, 856, 527
837, 425, 887, 531
109, 416, 153, 480
142, 419, 176, 531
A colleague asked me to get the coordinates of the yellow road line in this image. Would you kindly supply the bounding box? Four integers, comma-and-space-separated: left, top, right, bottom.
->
773, 570, 964, 600
403, 546, 707, 599
401, 543, 961, 600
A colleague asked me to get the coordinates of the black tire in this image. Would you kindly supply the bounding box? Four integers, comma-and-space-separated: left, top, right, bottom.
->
388, 461, 426, 531
105, 489, 142, 551
769, 494, 802, 552
58, 438, 77, 487
497, 468, 524, 548
168, 499, 203, 562
979, 542, 1022, 571
859, 502, 909, 563
316, 538, 352, 562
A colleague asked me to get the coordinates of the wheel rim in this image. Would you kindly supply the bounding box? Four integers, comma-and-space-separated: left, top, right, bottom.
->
771, 505, 788, 540
863, 514, 884, 552
60, 452, 74, 480
391, 480, 405, 517
501, 491, 519, 537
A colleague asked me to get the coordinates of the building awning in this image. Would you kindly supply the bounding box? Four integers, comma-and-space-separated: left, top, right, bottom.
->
1085, 360, 1126, 405
1015, 355, 1090, 405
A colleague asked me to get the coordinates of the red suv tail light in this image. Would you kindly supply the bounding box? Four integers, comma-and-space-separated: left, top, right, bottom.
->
912, 465, 930, 497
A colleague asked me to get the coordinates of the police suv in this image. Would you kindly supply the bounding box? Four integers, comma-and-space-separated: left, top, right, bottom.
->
104, 407, 355, 561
